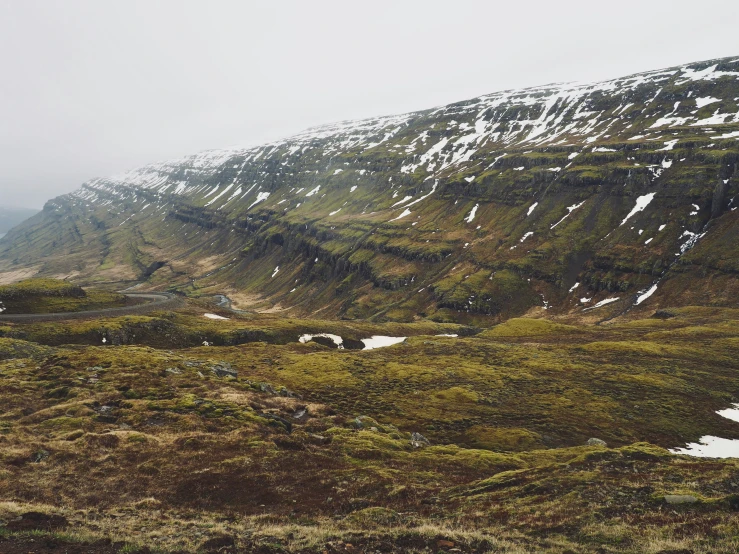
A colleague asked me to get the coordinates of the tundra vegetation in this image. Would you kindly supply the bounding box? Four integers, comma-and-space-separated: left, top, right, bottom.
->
1, 57, 739, 553
0, 284, 738, 552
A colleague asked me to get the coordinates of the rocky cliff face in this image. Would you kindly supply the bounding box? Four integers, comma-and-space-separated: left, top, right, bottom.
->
2, 56, 738, 321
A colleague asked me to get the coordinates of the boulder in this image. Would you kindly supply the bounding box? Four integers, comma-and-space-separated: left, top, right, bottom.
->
210, 362, 237, 378
587, 438, 608, 447
664, 494, 698, 505
411, 432, 430, 448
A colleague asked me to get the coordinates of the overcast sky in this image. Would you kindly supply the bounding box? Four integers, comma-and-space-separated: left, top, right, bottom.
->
0, 0, 737, 209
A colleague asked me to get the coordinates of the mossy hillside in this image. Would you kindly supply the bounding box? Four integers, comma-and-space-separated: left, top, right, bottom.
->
10, 310, 470, 348
2, 61, 739, 324
0, 278, 126, 314
6, 307, 739, 452
480, 317, 580, 337
0, 337, 53, 360
3, 308, 739, 551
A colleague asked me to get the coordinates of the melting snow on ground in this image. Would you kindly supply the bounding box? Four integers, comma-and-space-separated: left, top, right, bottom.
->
620, 193, 655, 226
390, 208, 412, 221
695, 96, 721, 108
635, 284, 658, 305
271, 266, 279, 278
204, 313, 229, 320
678, 230, 707, 255
298, 334, 406, 350
671, 405, 739, 458
659, 139, 679, 151
465, 204, 479, 223
551, 201, 585, 229
392, 195, 413, 207
248, 191, 270, 209
361, 336, 406, 350
591, 297, 620, 308
527, 202, 538, 216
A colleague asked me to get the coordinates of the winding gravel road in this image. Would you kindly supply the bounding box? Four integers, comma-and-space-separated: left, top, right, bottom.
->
0, 293, 184, 322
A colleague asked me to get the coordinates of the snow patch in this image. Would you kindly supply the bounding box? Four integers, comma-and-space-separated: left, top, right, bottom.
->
635, 284, 658, 305
204, 313, 229, 320
620, 193, 655, 226
248, 191, 270, 209
390, 209, 412, 221
551, 201, 585, 229
592, 297, 620, 308
361, 336, 406, 350
465, 204, 479, 223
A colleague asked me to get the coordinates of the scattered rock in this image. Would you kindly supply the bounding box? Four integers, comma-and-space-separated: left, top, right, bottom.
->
261, 413, 293, 433
211, 362, 237, 378
32, 449, 50, 463
411, 432, 430, 448
259, 382, 277, 395
664, 494, 698, 505
165, 367, 182, 375
587, 438, 608, 447
279, 386, 301, 398
352, 415, 381, 430
6, 511, 68, 531
292, 407, 309, 421
308, 433, 331, 445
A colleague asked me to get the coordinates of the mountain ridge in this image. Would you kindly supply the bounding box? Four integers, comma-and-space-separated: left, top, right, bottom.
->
1, 55, 738, 322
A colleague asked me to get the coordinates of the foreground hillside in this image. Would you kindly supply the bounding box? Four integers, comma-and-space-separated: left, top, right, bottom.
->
1, 299, 739, 552
0, 279, 125, 315
1, 57, 738, 322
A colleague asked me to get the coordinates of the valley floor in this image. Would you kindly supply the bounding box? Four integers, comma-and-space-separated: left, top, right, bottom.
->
1, 301, 739, 553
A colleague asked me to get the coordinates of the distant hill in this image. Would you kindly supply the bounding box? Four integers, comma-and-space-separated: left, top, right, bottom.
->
0, 207, 38, 234
1, 56, 738, 321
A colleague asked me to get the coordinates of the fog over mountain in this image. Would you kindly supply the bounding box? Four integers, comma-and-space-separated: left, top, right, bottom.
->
0, 0, 736, 208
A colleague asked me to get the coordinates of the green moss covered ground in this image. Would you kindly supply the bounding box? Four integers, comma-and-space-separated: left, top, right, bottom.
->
0, 278, 126, 314
1, 302, 739, 552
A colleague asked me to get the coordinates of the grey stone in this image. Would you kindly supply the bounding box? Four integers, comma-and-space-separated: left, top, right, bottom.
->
664, 494, 698, 505
411, 432, 430, 448
210, 362, 237, 378
587, 438, 608, 447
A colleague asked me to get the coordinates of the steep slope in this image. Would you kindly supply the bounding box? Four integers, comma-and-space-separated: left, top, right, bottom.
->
2, 56, 738, 322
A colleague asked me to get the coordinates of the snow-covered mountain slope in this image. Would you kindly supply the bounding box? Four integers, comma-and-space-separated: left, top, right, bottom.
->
2, 56, 738, 321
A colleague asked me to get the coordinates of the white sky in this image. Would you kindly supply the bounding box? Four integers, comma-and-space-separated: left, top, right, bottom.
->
0, 0, 737, 208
